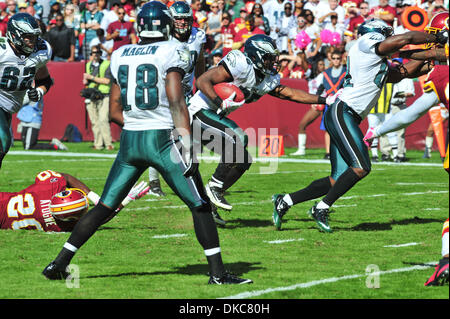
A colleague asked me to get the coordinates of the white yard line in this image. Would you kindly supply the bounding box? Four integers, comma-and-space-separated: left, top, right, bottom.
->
383, 242, 422, 248
263, 238, 304, 244
219, 262, 437, 299
8, 151, 444, 167
151, 234, 187, 239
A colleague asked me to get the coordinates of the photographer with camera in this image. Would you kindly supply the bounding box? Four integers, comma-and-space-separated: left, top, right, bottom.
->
82, 44, 114, 150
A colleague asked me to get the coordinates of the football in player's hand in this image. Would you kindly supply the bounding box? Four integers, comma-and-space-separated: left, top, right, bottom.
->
214, 83, 245, 102
50, 188, 89, 222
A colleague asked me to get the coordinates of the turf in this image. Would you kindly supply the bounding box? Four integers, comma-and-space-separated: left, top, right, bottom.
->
0, 142, 448, 300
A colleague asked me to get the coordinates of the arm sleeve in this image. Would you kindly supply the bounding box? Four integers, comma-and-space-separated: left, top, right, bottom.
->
376, 90, 440, 136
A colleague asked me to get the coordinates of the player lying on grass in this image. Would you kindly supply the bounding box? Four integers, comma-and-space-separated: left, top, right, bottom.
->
0, 170, 149, 232
189, 34, 330, 223
271, 18, 448, 233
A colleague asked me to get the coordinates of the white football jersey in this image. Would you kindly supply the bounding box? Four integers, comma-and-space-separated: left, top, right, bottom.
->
110, 40, 191, 131
188, 49, 281, 115
179, 27, 206, 96
0, 37, 52, 114
338, 33, 389, 120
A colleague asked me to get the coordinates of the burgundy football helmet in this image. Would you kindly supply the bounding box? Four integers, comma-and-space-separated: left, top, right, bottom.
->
50, 188, 89, 222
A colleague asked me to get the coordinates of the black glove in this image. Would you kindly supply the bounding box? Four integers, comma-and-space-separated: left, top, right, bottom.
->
27, 87, 44, 102
435, 29, 448, 46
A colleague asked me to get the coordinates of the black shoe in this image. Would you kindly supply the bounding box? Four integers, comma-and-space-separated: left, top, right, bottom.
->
148, 179, 166, 197
394, 156, 407, 163
323, 153, 330, 160
42, 261, 70, 280
208, 271, 253, 285
206, 183, 232, 211
272, 194, 289, 231
381, 154, 391, 162
307, 204, 332, 233
211, 204, 227, 226
371, 156, 379, 162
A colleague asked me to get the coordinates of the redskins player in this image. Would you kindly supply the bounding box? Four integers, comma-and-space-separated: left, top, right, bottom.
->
0, 170, 149, 232
364, 11, 449, 286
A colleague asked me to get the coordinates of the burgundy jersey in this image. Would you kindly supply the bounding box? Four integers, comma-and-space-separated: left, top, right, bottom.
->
423, 64, 449, 109
0, 170, 67, 232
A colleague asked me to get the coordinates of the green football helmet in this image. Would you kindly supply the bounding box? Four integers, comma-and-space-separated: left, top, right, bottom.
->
244, 34, 280, 76
357, 18, 394, 38
6, 13, 41, 55
136, 1, 173, 40
169, 1, 193, 42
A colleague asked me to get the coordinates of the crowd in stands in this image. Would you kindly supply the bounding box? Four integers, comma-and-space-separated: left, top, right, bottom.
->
1, 0, 448, 73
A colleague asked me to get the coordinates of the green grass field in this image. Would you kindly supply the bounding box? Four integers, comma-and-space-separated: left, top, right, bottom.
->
0, 142, 448, 300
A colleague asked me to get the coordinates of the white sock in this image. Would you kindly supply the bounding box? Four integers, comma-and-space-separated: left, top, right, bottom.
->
371, 147, 378, 157
148, 167, 159, 182
209, 176, 224, 188
425, 136, 434, 149
442, 220, 449, 257
316, 200, 330, 210
298, 133, 306, 151
282, 194, 293, 206
392, 148, 398, 158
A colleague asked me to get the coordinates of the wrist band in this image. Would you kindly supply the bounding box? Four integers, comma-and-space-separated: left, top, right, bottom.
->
87, 191, 100, 205
318, 96, 326, 104
213, 96, 223, 108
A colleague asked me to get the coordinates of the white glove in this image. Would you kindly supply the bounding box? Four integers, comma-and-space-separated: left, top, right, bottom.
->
326, 88, 343, 106
216, 92, 245, 117
121, 181, 150, 207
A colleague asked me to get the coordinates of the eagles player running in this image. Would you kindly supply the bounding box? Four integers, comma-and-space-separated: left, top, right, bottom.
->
272, 18, 448, 232
42, 1, 252, 285
147, 1, 207, 198
0, 13, 53, 170
190, 34, 327, 222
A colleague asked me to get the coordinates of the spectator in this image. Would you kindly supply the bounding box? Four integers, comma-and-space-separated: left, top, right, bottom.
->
226, 0, 245, 20
100, 0, 129, 32
317, 0, 346, 25
28, 0, 44, 20
17, 100, 69, 151
206, 1, 222, 43
322, 13, 345, 39
191, 0, 207, 28
233, 6, 248, 32
276, 1, 296, 53
0, 3, 7, 37
5, 0, 17, 18
89, 28, 113, 59
212, 11, 237, 57
293, 0, 304, 17
251, 2, 270, 35
288, 51, 311, 79
18, 2, 28, 13
217, 0, 225, 13
47, 0, 62, 22
347, 1, 370, 38
82, 45, 114, 150
106, 6, 136, 51
80, 0, 104, 60
119, 0, 135, 17
277, 54, 291, 78
208, 49, 223, 69
303, 9, 321, 40
232, 13, 265, 51
369, 0, 396, 26
44, 13, 76, 61
303, 0, 324, 20
264, 0, 286, 41
64, 3, 81, 31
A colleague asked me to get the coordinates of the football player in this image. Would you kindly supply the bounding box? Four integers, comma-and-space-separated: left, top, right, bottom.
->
272, 18, 447, 232
0, 170, 148, 232
147, 1, 206, 198
189, 34, 329, 221
42, 1, 252, 285
0, 13, 54, 171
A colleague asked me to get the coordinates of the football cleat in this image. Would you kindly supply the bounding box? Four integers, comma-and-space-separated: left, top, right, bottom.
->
425, 257, 449, 286
51, 138, 68, 151
208, 271, 253, 285
205, 183, 232, 211
423, 147, 431, 159
371, 156, 379, 162
42, 261, 70, 280
291, 149, 305, 156
211, 204, 227, 226
272, 194, 289, 231
148, 179, 166, 197
307, 204, 332, 233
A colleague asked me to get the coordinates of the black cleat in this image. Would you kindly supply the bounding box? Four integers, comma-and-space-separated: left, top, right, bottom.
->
42, 261, 70, 280
381, 154, 391, 162
307, 204, 332, 233
371, 156, 379, 162
206, 183, 232, 211
148, 179, 166, 197
272, 194, 289, 230
211, 204, 227, 226
208, 271, 253, 285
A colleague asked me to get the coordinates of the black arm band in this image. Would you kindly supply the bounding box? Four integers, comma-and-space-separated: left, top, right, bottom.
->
35, 76, 54, 92
213, 96, 223, 108
318, 96, 326, 104
167, 67, 186, 78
